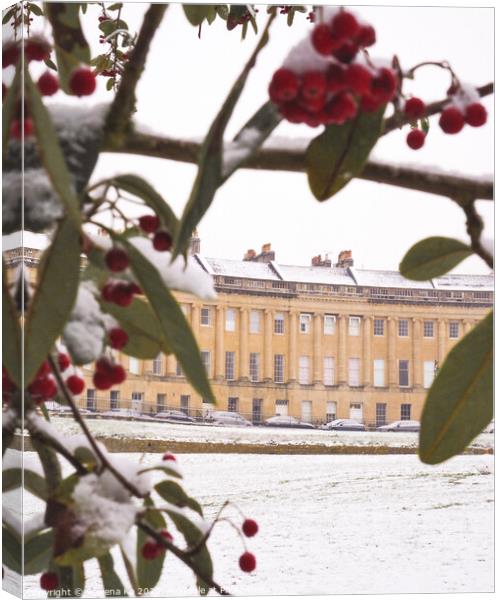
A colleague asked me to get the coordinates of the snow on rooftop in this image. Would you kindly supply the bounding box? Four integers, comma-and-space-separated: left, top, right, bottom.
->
350, 268, 435, 290
204, 257, 281, 281
277, 264, 354, 285
433, 273, 494, 291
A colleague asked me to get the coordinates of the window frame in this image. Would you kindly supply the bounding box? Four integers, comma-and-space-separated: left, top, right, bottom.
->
249, 352, 260, 382
323, 356, 335, 386
201, 351, 211, 376
225, 351, 236, 381
274, 354, 285, 383
373, 318, 385, 336
423, 360, 435, 389
400, 403, 412, 420
299, 313, 312, 334
398, 319, 409, 337
324, 314, 336, 335
348, 357, 361, 387
225, 308, 236, 332
274, 312, 285, 335
249, 310, 261, 334
373, 359, 385, 387
298, 356, 311, 385
449, 321, 459, 339
423, 320, 434, 338
200, 307, 212, 327
348, 316, 361, 336
398, 359, 410, 387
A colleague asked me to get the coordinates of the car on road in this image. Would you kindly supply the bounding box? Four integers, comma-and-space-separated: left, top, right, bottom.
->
264, 416, 315, 429
377, 420, 420, 432
155, 410, 195, 424
207, 411, 253, 427
324, 419, 366, 431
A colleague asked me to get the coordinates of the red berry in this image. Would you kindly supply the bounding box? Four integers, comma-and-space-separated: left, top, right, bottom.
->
242, 519, 259, 537
69, 67, 96, 97
239, 552, 256, 573
93, 370, 113, 391
160, 529, 173, 542
360, 94, 383, 113
111, 283, 134, 307
326, 63, 347, 93
40, 572, 58, 591
25, 39, 50, 62
37, 71, 59, 96
138, 214, 160, 234
311, 24, 338, 56
58, 353, 71, 371
67, 375, 85, 395
331, 11, 360, 40
356, 25, 376, 47
324, 91, 357, 125
37, 361, 51, 378
370, 68, 397, 102
344, 63, 373, 95
111, 365, 126, 385
279, 101, 308, 124
439, 106, 464, 134
96, 357, 114, 375
39, 377, 57, 400
333, 40, 359, 64
105, 248, 129, 272
153, 231, 172, 252
108, 327, 129, 350
300, 71, 327, 100
298, 94, 325, 114
142, 540, 161, 560
404, 97, 425, 119
464, 102, 487, 127
406, 129, 426, 150
268, 68, 299, 103
2, 43, 20, 68
10, 118, 33, 140
127, 282, 142, 296
162, 452, 176, 461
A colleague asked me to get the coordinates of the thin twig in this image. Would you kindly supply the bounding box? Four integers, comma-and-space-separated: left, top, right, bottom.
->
47, 355, 147, 498
462, 199, 494, 269
137, 520, 231, 596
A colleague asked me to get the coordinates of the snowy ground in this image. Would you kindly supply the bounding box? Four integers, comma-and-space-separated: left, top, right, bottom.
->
6, 451, 494, 597
45, 416, 494, 450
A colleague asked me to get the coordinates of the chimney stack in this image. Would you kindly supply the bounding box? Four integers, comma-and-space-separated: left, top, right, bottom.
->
243, 244, 275, 263
311, 254, 332, 267
243, 249, 257, 261
336, 250, 354, 268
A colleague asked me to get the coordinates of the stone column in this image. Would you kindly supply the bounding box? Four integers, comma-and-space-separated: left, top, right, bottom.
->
337, 315, 347, 385
363, 316, 371, 386
239, 307, 249, 380
264, 309, 273, 381
288, 310, 298, 382
387, 317, 397, 387
412, 318, 422, 387
313, 313, 323, 384
191, 303, 200, 339
215, 306, 225, 381
438, 319, 447, 364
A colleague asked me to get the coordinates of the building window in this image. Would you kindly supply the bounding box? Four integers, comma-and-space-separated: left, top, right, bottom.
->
156, 393, 166, 413
274, 354, 284, 383
180, 395, 190, 415
376, 403, 387, 427
349, 402, 363, 422
86, 389, 96, 411
252, 399, 263, 423
225, 351, 235, 381
129, 357, 140, 375
299, 356, 310, 384
401, 403, 412, 420
249, 353, 260, 382
348, 358, 361, 387
152, 354, 163, 376
423, 320, 434, 338
131, 392, 143, 412
348, 316, 361, 336
225, 308, 236, 332
449, 321, 459, 338
249, 310, 261, 334
228, 397, 238, 412
423, 361, 436, 389
301, 400, 312, 423
373, 359, 385, 387
274, 313, 285, 334
323, 357, 335, 386
399, 360, 410, 387
275, 399, 288, 416
324, 315, 336, 335
326, 401, 337, 422
299, 313, 311, 333
200, 307, 212, 326
176, 361, 183, 377
110, 390, 119, 410
373, 319, 385, 336
398, 319, 409, 337
201, 351, 211, 376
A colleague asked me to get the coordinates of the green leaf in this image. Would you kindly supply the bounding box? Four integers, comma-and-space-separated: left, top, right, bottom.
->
44, 2, 91, 93
2, 468, 48, 500
2, 265, 22, 387
155, 480, 203, 515
400, 237, 473, 281
120, 546, 140, 597
2, 8, 16, 24
116, 236, 216, 403
44, 57, 58, 71
183, 5, 216, 26
137, 464, 182, 479
50, 561, 85, 598
2, 524, 22, 573
106, 77, 115, 91
215, 5, 229, 19
98, 553, 128, 596
112, 174, 179, 237
28, 3, 44, 16
2, 62, 21, 158
137, 498, 166, 591
107, 3, 124, 11
174, 14, 275, 258
25, 69, 82, 226
306, 105, 386, 201
24, 217, 81, 385
419, 311, 493, 465
24, 529, 54, 575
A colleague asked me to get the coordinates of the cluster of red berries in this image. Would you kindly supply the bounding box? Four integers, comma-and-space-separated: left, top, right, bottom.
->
2, 36, 51, 68
439, 100, 488, 135
138, 214, 173, 252
238, 518, 258, 572
92, 357, 126, 391
269, 10, 398, 128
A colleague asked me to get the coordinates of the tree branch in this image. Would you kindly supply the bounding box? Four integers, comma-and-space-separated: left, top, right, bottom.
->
103, 3, 168, 147
462, 199, 494, 269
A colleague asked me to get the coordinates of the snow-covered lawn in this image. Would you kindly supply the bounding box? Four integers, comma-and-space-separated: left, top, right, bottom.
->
46, 416, 494, 450
8, 452, 493, 597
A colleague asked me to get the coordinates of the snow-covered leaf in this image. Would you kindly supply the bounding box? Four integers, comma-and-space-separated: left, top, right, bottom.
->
137, 462, 182, 480
155, 480, 203, 515
3, 468, 48, 500
98, 553, 128, 597
24, 529, 54, 575
306, 105, 386, 201
137, 497, 167, 591
2, 265, 22, 387
2, 63, 20, 158
116, 236, 216, 403
44, 2, 91, 93
400, 237, 473, 281
419, 311, 493, 465
25, 69, 82, 226
24, 217, 81, 385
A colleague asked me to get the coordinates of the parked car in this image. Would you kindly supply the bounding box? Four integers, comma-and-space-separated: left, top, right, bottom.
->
263, 415, 315, 429
99, 409, 156, 421
324, 419, 366, 431
377, 420, 420, 432
207, 411, 253, 427
155, 410, 195, 424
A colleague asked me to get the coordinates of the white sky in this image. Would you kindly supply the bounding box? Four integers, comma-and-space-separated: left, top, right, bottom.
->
3, 1, 495, 274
